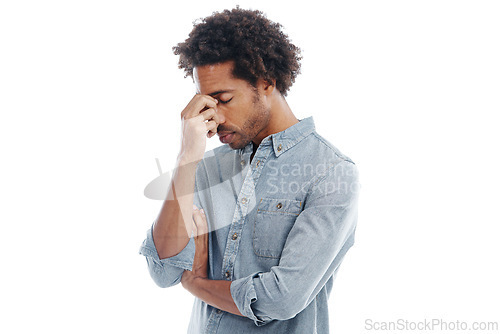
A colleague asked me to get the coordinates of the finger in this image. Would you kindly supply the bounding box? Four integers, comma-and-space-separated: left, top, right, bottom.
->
200, 110, 220, 136
200, 108, 216, 122
192, 204, 199, 236
192, 209, 208, 236
209, 112, 222, 126
194, 108, 219, 132
205, 120, 217, 133
197, 95, 218, 110
192, 216, 198, 237
200, 108, 222, 127
192, 207, 200, 236
193, 210, 207, 235
192, 96, 218, 117
182, 95, 218, 119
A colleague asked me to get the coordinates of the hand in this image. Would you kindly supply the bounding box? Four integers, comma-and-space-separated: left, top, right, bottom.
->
181, 205, 209, 288
179, 94, 223, 164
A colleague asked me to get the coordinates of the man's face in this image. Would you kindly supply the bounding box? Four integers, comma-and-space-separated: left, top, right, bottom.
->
193, 61, 271, 150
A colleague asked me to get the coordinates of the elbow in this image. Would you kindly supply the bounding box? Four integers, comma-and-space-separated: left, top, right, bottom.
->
150, 274, 179, 289
145, 257, 182, 288
256, 294, 308, 321
231, 272, 310, 325
272, 299, 306, 321
149, 269, 177, 288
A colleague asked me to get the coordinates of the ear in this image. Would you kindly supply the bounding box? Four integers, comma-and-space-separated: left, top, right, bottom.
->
258, 78, 276, 96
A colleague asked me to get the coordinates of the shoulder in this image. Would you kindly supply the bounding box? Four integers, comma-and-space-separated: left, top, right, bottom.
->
296, 130, 359, 197
308, 131, 355, 165
288, 129, 356, 178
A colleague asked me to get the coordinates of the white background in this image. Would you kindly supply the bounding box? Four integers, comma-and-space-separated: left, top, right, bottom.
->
1, 0, 499, 333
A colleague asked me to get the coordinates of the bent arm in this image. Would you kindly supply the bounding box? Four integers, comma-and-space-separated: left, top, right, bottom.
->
231, 161, 359, 325
173, 161, 358, 326
180, 161, 359, 325
182, 276, 244, 317
138, 155, 204, 288
180, 200, 357, 324
153, 154, 199, 259
139, 223, 196, 288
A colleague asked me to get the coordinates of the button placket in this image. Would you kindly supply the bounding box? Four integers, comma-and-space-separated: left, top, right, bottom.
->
220, 160, 256, 282
251, 148, 272, 185
221, 144, 273, 282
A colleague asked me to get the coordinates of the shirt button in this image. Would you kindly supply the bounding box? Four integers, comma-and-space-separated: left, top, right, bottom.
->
241, 197, 247, 204
277, 144, 282, 151
225, 271, 231, 279
276, 203, 283, 209
240, 159, 246, 166
256, 160, 261, 167
232, 233, 238, 240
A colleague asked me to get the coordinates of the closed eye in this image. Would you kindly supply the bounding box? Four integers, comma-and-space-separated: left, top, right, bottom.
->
219, 97, 233, 104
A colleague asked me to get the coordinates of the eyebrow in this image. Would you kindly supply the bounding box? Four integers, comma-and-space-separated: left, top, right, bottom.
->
207, 89, 235, 97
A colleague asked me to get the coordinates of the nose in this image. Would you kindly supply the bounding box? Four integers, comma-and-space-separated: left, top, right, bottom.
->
216, 108, 226, 124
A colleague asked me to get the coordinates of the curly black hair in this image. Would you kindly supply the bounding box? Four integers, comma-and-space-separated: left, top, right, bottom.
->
173, 7, 302, 96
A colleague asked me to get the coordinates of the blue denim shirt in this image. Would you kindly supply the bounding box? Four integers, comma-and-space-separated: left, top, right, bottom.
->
139, 116, 359, 333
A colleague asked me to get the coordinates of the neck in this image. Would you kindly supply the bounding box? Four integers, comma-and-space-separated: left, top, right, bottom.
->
252, 94, 298, 147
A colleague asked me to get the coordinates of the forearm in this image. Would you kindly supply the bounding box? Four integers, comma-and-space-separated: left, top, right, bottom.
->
152, 154, 199, 259
184, 276, 243, 317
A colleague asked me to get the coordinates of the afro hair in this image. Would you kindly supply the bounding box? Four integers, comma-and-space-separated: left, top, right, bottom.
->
173, 7, 302, 96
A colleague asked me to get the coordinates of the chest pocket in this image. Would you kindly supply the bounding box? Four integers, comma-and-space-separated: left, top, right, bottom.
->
253, 197, 303, 259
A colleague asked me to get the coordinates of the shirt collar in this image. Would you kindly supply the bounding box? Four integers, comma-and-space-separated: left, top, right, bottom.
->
239, 116, 316, 157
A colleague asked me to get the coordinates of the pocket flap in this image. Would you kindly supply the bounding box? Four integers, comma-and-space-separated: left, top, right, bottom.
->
257, 197, 303, 215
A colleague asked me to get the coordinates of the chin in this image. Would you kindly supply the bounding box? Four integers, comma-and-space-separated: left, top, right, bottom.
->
228, 142, 243, 150
228, 138, 248, 150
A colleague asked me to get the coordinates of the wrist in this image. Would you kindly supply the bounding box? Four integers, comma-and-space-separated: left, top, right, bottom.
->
181, 270, 194, 289
182, 271, 203, 291
177, 151, 202, 166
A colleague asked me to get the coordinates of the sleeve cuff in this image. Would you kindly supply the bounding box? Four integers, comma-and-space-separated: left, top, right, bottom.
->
138, 221, 195, 271
230, 272, 273, 327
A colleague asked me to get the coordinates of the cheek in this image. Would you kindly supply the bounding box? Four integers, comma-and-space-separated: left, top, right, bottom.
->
222, 103, 245, 120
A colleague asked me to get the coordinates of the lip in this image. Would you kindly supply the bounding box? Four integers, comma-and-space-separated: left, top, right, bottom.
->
218, 132, 235, 144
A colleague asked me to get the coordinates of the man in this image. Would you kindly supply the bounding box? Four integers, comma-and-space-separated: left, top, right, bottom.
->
139, 7, 359, 333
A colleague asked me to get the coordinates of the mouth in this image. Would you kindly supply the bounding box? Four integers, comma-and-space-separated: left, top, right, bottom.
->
218, 132, 235, 144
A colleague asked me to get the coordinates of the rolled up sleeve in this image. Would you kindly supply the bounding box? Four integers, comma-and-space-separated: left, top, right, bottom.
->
230, 271, 273, 326
138, 168, 204, 288
138, 222, 195, 288
230, 160, 359, 325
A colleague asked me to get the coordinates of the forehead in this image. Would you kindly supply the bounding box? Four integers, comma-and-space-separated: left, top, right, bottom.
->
193, 61, 241, 95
